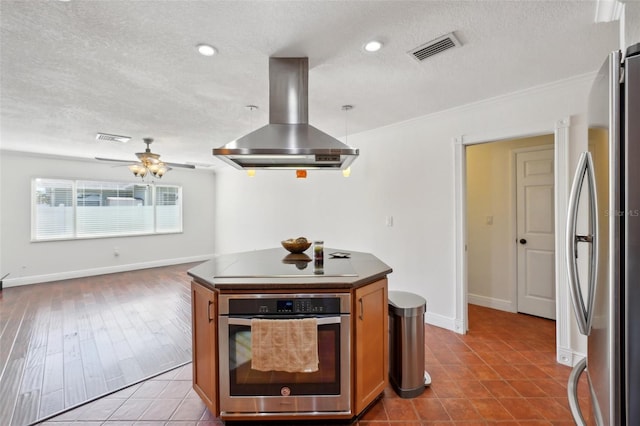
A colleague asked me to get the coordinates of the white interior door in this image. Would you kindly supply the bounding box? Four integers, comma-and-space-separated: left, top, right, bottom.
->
516, 148, 556, 319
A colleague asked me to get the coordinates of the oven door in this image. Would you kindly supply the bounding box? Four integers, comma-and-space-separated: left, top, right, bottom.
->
218, 314, 351, 416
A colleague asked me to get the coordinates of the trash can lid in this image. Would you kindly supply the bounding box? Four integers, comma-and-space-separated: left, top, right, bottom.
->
388, 290, 426, 316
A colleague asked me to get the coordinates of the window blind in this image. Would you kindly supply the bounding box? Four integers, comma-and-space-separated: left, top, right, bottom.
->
32, 178, 183, 241
33, 179, 75, 240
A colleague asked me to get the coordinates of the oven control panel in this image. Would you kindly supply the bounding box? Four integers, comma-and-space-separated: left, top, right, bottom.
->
277, 299, 331, 313
228, 297, 344, 315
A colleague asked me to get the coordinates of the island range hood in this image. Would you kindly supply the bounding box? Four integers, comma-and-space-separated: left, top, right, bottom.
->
213, 57, 359, 170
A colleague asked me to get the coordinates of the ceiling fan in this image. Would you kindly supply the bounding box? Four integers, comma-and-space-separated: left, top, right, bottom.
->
96, 137, 195, 179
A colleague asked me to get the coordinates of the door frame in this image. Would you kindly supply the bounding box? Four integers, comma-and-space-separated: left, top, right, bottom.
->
453, 117, 574, 366
512, 144, 555, 318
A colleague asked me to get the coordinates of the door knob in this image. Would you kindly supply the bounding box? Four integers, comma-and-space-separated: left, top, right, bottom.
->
519, 238, 527, 245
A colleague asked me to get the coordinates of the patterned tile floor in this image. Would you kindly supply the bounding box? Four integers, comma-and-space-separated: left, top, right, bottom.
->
39, 363, 219, 426
39, 305, 591, 425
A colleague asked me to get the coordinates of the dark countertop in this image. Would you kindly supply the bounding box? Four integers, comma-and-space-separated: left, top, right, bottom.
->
188, 247, 392, 291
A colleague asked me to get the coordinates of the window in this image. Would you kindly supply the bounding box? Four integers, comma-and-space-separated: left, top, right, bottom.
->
32, 179, 183, 241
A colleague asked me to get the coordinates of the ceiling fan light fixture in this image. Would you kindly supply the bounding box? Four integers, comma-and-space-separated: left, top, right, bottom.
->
97, 137, 195, 180
154, 165, 170, 178
197, 44, 217, 56
128, 163, 147, 178
130, 139, 169, 179
142, 155, 161, 164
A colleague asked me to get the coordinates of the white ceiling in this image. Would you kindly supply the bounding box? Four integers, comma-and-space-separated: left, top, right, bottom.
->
0, 0, 619, 169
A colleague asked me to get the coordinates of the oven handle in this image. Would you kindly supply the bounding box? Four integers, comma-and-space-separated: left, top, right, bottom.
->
226, 316, 343, 326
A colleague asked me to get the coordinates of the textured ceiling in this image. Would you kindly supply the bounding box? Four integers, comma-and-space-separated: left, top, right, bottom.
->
0, 0, 619, 169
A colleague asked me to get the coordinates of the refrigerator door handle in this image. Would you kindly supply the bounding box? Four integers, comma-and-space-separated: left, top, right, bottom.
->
566, 152, 598, 335
567, 357, 588, 426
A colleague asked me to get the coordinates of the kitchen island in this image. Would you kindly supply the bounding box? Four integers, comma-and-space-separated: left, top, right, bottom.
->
188, 247, 392, 422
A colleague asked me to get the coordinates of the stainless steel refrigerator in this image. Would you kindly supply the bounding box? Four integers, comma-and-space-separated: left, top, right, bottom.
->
566, 42, 640, 425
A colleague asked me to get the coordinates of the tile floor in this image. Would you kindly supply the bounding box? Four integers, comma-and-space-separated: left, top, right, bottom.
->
39, 305, 591, 425
39, 363, 219, 426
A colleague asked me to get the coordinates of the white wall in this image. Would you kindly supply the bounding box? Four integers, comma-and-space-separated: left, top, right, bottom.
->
466, 135, 553, 312
215, 73, 594, 332
0, 150, 216, 286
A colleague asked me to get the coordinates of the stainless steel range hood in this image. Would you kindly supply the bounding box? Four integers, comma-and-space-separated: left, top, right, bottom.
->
213, 58, 359, 170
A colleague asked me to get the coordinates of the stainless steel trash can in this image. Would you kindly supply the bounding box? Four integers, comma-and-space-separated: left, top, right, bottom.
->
388, 290, 427, 398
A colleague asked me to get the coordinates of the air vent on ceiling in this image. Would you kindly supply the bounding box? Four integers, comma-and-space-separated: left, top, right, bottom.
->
95, 133, 131, 143
409, 32, 461, 62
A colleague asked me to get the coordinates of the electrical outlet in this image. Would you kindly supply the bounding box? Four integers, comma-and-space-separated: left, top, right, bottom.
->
385, 216, 394, 227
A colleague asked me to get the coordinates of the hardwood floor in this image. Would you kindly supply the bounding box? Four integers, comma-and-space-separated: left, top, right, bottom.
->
0, 263, 196, 426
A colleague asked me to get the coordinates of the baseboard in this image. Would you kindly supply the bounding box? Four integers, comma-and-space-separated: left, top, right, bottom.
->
425, 311, 458, 333
2, 254, 214, 288
468, 293, 516, 313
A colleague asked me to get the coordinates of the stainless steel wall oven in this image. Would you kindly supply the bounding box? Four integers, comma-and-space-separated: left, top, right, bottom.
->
218, 293, 351, 418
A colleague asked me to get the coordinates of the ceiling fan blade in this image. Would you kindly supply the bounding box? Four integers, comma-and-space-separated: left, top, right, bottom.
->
164, 162, 196, 169
96, 136, 196, 170
95, 157, 134, 164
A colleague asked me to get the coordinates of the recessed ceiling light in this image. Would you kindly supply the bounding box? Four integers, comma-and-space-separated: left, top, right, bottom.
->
363, 40, 383, 53
197, 44, 217, 57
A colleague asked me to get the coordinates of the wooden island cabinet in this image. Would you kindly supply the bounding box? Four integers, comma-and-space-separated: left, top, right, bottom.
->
353, 278, 389, 414
188, 248, 393, 421
190, 280, 218, 415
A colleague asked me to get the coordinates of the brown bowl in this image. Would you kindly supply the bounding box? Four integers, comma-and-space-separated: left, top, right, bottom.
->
281, 239, 312, 254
